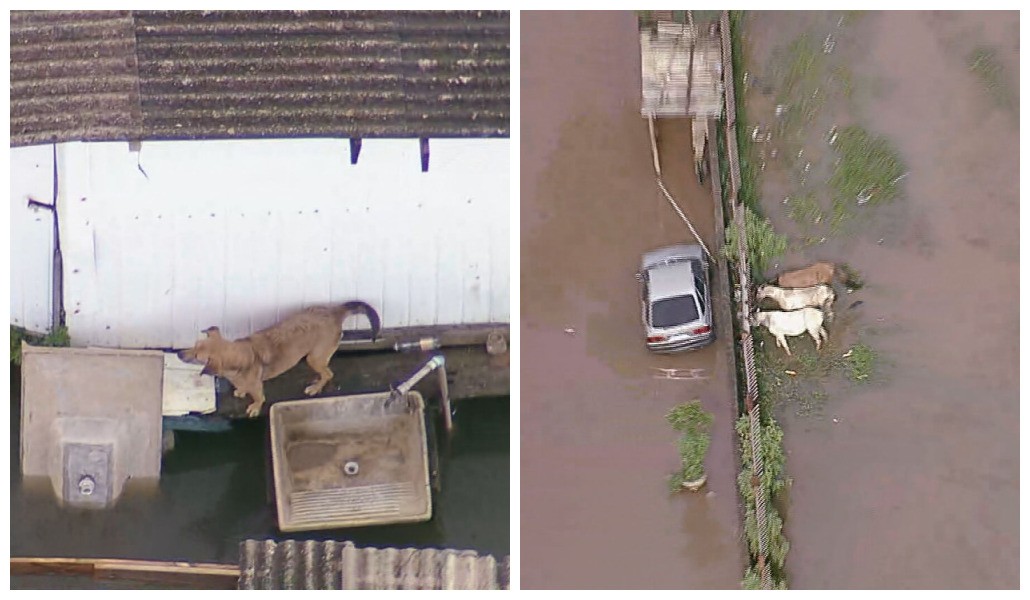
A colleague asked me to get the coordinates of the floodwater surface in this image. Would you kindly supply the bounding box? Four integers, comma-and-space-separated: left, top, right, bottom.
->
742, 11, 1018, 589
521, 11, 743, 589
9, 365, 509, 588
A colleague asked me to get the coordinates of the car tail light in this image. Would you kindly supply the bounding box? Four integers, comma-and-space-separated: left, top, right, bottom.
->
647, 335, 667, 343
691, 325, 711, 335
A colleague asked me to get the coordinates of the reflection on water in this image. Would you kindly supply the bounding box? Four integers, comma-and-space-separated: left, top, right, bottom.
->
10, 367, 509, 588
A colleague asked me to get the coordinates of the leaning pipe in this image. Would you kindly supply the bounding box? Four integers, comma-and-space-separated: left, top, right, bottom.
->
392, 354, 452, 432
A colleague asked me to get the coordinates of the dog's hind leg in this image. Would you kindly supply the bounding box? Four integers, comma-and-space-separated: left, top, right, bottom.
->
303, 347, 335, 396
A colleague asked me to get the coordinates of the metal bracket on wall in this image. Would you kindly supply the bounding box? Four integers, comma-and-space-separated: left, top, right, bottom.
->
350, 138, 362, 165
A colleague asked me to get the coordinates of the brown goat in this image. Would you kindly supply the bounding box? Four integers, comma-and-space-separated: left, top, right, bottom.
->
776, 262, 837, 288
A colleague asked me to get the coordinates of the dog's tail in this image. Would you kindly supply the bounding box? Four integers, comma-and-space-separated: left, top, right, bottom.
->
338, 301, 382, 341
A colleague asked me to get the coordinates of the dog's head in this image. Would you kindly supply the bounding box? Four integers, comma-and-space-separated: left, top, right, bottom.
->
177, 327, 226, 375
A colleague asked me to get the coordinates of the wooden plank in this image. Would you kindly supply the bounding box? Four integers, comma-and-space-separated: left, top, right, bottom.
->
12, 557, 239, 589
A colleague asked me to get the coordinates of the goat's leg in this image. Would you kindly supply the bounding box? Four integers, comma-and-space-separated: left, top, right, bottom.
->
776, 333, 792, 356
810, 327, 823, 351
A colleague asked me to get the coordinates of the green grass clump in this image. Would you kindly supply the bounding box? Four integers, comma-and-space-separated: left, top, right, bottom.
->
830, 125, 906, 207
723, 206, 789, 278
843, 342, 876, 382
11, 325, 70, 365
666, 401, 713, 490
787, 192, 824, 232
968, 46, 1014, 111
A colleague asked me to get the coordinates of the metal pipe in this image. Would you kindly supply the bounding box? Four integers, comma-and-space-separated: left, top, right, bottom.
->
391, 354, 452, 433
437, 364, 452, 432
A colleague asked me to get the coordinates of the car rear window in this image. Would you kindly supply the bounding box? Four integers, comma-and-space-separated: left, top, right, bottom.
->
651, 295, 700, 328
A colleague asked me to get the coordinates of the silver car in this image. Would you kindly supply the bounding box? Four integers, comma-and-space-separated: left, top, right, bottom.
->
637, 244, 715, 353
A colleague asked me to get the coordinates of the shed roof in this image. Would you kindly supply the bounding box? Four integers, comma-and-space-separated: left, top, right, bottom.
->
640, 21, 723, 118
11, 10, 510, 146
238, 539, 509, 590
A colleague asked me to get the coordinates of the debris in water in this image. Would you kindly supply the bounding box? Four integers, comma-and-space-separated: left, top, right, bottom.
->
751, 126, 761, 141
842, 349, 853, 358
857, 186, 874, 205
804, 162, 812, 173
823, 34, 836, 54
775, 104, 787, 117
706, 491, 717, 499
785, 370, 797, 376
564, 328, 575, 335
877, 238, 884, 244
833, 418, 840, 423
782, 196, 790, 205
770, 148, 778, 158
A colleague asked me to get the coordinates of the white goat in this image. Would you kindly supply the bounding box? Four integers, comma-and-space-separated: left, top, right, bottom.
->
751, 308, 829, 356
756, 283, 836, 321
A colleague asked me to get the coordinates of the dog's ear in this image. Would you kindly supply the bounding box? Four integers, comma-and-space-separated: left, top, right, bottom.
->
202, 326, 222, 339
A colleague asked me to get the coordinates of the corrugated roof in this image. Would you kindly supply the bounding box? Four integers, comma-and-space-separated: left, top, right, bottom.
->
238, 539, 508, 590
10, 10, 509, 146
10, 10, 143, 146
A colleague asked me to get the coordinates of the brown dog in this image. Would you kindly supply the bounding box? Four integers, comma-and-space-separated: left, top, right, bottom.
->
178, 301, 381, 417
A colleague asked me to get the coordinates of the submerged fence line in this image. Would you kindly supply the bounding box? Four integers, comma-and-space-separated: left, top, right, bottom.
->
720, 10, 772, 590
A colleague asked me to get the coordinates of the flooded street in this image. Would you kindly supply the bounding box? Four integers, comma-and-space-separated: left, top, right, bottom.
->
521, 12, 742, 588
10, 366, 509, 588
742, 11, 1019, 588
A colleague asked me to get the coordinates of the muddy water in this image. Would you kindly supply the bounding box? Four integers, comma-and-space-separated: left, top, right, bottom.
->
9, 366, 509, 588
743, 11, 1018, 588
521, 12, 743, 589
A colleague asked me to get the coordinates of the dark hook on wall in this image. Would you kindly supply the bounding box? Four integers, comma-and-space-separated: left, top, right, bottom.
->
349, 138, 362, 165
420, 138, 430, 173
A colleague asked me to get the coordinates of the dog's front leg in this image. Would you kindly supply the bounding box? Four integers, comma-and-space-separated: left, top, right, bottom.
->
244, 386, 267, 418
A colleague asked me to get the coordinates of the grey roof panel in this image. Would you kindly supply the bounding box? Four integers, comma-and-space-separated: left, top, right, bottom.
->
10, 10, 143, 146
238, 539, 509, 590
10, 10, 510, 146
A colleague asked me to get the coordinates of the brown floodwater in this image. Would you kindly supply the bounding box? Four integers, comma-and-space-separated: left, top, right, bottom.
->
742, 11, 1019, 589
520, 11, 743, 589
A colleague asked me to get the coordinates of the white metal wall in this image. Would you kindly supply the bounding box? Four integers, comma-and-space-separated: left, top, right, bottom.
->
10, 145, 55, 334
51, 138, 508, 349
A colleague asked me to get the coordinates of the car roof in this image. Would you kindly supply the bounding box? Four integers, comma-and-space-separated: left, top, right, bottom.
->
641, 244, 705, 270
647, 259, 697, 300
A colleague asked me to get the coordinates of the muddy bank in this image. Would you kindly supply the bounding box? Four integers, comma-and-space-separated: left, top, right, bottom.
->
741, 10, 1018, 588
521, 11, 742, 589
